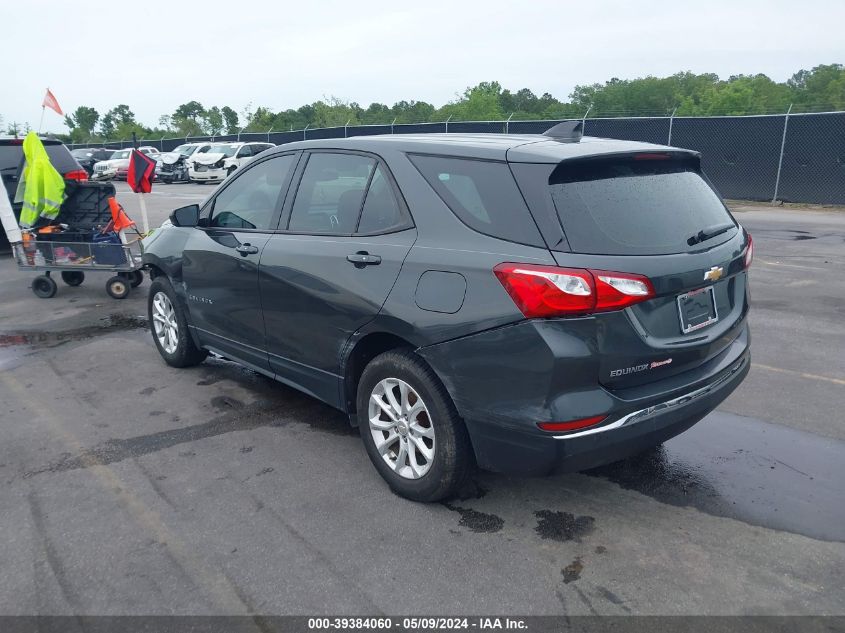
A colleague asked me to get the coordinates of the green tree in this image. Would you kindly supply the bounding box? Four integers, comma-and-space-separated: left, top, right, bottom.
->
202, 106, 224, 135
221, 106, 239, 134
64, 106, 99, 133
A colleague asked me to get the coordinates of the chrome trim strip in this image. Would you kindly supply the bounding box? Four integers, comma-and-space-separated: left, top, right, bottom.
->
553, 356, 747, 440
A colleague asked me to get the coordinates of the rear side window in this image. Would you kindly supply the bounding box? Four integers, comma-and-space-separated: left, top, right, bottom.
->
409, 155, 544, 247
547, 156, 737, 255
357, 165, 409, 234
288, 152, 375, 234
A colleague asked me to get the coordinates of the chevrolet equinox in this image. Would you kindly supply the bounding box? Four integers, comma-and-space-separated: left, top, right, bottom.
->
142, 123, 751, 501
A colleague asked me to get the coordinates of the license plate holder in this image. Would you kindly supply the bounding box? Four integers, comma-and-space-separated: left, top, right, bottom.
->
677, 286, 718, 334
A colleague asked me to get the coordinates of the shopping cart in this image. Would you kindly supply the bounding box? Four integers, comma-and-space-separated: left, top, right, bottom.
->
13, 235, 145, 299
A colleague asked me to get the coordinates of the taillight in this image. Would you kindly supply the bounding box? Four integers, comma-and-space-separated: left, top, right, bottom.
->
494, 263, 655, 319
64, 169, 88, 181
537, 415, 607, 433
744, 233, 753, 268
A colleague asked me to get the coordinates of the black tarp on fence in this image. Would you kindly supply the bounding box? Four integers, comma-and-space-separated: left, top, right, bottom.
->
70, 111, 845, 204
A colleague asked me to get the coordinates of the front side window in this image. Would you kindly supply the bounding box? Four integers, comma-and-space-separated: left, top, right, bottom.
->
209, 154, 295, 230
237, 146, 253, 158
288, 153, 375, 234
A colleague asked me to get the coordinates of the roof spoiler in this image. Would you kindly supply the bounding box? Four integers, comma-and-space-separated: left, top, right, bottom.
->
542, 120, 583, 143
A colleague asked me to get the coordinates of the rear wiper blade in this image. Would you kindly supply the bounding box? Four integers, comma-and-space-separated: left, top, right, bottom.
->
687, 222, 735, 246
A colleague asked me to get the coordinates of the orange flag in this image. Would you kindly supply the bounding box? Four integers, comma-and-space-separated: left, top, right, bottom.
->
42, 89, 63, 115
108, 197, 136, 233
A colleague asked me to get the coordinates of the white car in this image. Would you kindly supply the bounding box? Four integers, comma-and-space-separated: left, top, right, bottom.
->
188, 142, 274, 183
92, 146, 160, 181
155, 142, 212, 183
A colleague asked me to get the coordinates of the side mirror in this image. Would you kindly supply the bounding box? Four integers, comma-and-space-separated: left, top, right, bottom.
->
170, 204, 200, 227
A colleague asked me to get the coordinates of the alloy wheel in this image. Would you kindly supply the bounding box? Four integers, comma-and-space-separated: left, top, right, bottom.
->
368, 378, 435, 479
152, 291, 179, 355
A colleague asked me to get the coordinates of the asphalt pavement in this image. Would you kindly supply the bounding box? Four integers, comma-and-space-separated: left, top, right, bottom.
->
0, 183, 843, 616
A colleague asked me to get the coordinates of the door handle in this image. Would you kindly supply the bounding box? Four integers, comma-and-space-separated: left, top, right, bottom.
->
235, 243, 259, 256
346, 251, 381, 267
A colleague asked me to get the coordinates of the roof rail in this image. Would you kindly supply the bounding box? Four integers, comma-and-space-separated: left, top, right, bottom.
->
542, 120, 583, 143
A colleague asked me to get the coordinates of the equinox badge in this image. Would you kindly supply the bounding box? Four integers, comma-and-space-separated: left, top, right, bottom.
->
703, 266, 724, 282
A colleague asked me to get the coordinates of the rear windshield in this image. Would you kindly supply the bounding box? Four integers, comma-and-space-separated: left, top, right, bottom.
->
409, 154, 544, 247
0, 143, 80, 174
547, 155, 737, 255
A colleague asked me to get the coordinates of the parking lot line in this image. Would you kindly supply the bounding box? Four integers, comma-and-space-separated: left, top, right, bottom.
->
756, 259, 828, 271
0, 371, 255, 614
752, 363, 845, 386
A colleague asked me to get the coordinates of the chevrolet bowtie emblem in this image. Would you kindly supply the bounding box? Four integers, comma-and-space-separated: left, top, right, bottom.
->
704, 266, 724, 282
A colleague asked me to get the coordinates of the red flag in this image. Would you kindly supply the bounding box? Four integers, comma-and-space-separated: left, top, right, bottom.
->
42, 89, 63, 115
107, 197, 136, 232
127, 149, 155, 193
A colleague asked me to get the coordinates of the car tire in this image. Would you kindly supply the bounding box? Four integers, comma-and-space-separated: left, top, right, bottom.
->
357, 349, 473, 502
148, 277, 208, 368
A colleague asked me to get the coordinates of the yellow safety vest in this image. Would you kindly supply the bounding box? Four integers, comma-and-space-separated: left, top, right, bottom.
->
18, 131, 65, 228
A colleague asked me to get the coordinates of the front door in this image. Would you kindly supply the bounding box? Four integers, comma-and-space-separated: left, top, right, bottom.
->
259, 151, 416, 406
182, 152, 299, 371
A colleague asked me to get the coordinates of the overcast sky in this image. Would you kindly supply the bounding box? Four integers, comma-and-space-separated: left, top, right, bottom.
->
2, 0, 843, 132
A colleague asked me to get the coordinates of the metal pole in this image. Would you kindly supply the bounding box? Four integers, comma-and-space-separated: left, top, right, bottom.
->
344, 118, 350, 138
303, 124, 310, 140
160, 135, 165, 150
445, 115, 452, 134
391, 117, 397, 134
267, 126, 273, 142
581, 105, 592, 135
237, 126, 245, 142
772, 104, 793, 204
667, 107, 677, 145
506, 113, 514, 134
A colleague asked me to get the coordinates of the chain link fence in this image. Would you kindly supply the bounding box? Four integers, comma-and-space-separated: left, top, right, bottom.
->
69, 111, 845, 205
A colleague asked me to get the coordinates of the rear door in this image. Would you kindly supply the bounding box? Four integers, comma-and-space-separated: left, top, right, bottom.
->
181, 152, 298, 370
258, 150, 416, 406
512, 153, 750, 389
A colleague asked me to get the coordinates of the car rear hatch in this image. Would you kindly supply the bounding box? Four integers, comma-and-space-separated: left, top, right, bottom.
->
510, 150, 751, 390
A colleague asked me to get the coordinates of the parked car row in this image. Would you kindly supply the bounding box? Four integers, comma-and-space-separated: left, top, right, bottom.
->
89, 146, 160, 181
73, 141, 276, 186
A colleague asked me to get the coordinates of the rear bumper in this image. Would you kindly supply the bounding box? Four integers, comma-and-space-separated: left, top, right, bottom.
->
418, 318, 750, 475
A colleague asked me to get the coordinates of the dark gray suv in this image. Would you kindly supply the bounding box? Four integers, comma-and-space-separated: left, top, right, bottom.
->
142, 124, 751, 501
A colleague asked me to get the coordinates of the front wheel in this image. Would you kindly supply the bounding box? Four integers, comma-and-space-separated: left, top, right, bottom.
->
148, 278, 208, 368
357, 349, 473, 502
32, 275, 58, 298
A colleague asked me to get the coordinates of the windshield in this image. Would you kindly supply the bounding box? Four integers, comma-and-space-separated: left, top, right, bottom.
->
546, 155, 737, 255
172, 144, 199, 156
207, 144, 239, 158
111, 150, 131, 160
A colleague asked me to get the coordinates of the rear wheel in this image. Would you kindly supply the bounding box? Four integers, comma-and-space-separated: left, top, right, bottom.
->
357, 350, 472, 502
32, 275, 58, 298
61, 271, 85, 286
148, 278, 208, 367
